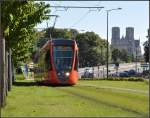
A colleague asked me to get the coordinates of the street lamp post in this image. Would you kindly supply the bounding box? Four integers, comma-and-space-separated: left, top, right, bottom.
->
146, 29, 150, 78
106, 8, 122, 79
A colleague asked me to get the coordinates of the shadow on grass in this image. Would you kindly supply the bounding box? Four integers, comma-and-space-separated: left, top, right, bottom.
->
13, 81, 74, 87
13, 81, 38, 86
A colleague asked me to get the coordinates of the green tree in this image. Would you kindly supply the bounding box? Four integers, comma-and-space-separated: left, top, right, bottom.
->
44, 28, 75, 39
75, 33, 89, 67
2, 1, 50, 66
120, 49, 132, 63
111, 48, 121, 63
76, 32, 107, 67
37, 28, 79, 49
111, 48, 132, 63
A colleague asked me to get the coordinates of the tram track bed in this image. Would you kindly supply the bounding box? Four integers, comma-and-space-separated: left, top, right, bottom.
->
1, 79, 149, 117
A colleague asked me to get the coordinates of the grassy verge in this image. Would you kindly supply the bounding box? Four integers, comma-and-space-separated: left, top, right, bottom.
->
78, 79, 149, 91
1, 77, 149, 117
15, 74, 25, 80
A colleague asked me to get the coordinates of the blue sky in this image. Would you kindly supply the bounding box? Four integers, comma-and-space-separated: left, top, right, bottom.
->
36, 1, 149, 54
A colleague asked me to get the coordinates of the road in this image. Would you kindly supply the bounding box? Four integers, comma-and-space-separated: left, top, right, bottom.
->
78, 62, 142, 78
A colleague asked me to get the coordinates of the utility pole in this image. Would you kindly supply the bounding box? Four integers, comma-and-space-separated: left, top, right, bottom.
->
106, 11, 109, 79
106, 8, 122, 79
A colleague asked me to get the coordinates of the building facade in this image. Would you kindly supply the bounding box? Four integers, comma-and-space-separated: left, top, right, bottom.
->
111, 27, 141, 60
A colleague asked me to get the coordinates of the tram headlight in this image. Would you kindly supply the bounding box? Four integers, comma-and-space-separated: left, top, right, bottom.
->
58, 73, 61, 76
65, 72, 70, 76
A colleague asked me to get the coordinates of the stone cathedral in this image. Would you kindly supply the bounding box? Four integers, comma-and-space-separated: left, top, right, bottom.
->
111, 27, 141, 60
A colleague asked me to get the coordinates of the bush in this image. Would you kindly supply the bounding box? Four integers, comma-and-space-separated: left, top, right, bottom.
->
127, 77, 144, 81
79, 77, 145, 82
15, 74, 25, 80
144, 80, 149, 85
105, 77, 144, 81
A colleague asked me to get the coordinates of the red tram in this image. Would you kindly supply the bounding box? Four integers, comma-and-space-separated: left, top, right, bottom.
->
34, 39, 79, 85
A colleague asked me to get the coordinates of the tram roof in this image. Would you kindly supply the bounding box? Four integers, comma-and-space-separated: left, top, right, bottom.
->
41, 39, 76, 51
52, 39, 75, 45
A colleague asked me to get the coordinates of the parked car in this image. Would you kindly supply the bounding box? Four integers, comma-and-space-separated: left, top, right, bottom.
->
119, 72, 129, 77
128, 69, 136, 75
81, 68, 95, 78
123, 69, 137, 76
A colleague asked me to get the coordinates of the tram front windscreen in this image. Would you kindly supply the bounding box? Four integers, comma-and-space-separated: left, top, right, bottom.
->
53, 46, 73, 71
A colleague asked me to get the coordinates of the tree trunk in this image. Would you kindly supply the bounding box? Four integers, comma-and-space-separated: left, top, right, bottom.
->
5, 51, 8, 96
0, 2, 6, 107
12, 61, 15, 84
0, 29, 3, 108
8, 49, 12, 91
0, 34, 6, 107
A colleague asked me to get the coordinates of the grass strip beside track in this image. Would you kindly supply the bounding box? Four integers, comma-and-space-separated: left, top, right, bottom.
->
1, 79, 149, 117
55, 85, 148, 117
78, 83, 149, 95
78, 80, 149, 91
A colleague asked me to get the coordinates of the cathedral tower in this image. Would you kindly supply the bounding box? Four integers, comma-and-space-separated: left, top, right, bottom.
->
111, 27, 120, 46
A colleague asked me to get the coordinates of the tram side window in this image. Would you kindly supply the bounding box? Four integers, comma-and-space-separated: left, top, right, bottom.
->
45, 50, 52, 70
74, 51, 79, 71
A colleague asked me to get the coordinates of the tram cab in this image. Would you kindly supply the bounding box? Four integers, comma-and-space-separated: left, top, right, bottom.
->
33, 39, 79, 85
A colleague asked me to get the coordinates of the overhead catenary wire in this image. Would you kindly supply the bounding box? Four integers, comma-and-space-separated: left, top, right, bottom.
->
49, 5, 104, 13
69, 8, 103, 28
70, 10, 91, 28
49, 5, 104, 29
50, 5, 104, 9
94, 1, 101, 6
46, 5, 105, 35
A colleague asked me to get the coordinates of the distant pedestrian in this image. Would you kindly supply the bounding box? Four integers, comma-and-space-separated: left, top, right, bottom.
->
24, 64, 28, 79
28, 62, 34, 79
138, 68, 139, 73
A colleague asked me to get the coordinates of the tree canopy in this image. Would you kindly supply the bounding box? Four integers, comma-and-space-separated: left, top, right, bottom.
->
111, 48, 121, 63
1, 1, 51, 66
76, 32, 107, 67
111, 48, 132, 63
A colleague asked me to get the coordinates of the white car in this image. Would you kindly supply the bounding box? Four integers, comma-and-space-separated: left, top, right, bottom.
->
81, 68, 94, 78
